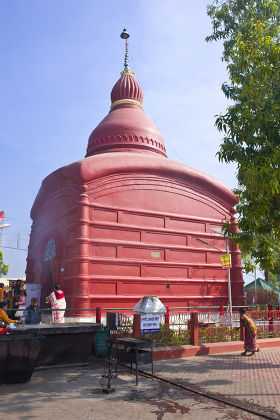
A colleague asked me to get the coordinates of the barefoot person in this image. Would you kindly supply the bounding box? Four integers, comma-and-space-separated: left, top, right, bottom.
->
239, 307, 259, 356
46, 284, 66, 323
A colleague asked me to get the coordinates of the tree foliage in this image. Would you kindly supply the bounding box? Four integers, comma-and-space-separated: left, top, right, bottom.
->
0, 250, 9, 277
265, 271, 280, 287
206, 0, 280, 274
245, 287, 279, 305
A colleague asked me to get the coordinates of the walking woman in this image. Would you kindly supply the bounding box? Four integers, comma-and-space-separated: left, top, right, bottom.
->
239, 308, 259, 356
46, 284, 66, 323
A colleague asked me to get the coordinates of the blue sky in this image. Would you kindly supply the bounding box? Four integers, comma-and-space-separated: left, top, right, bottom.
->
1, 0, 241, 279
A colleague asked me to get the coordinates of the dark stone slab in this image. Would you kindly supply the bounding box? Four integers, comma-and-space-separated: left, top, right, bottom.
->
10, 322, 103, 334
0, 333, 44, 384
8, 323, 103, 366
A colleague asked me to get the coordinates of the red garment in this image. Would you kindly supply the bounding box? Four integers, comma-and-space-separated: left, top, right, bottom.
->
54, 290, 64, 299
0, 327, 7, 335
241, 315, 257, 352
18, 295, 26, 306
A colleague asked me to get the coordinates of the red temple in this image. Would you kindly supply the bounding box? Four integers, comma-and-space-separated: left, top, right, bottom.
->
26, 35, 244, 314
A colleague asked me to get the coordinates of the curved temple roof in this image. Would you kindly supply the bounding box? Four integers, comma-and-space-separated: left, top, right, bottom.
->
86, 70, 167, 158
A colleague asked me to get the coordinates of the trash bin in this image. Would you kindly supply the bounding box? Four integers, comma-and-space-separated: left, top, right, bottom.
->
94, 328, 109, 356
0, 333, 44, 384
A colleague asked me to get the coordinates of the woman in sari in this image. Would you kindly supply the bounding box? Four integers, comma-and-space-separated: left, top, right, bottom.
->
239, 308, 259, 356
0, 302, 20, 334
46, 284, 66, 323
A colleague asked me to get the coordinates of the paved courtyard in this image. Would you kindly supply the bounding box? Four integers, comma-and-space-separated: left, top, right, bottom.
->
154, 347, 280, 418
1, 347, 279, 419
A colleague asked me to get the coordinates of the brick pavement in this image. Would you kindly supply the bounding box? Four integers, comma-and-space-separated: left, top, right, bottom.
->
1, 359, 264, 420
153, 347, 280, 417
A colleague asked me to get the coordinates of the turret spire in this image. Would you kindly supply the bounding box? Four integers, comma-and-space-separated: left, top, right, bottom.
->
85, 29, 167, 158
120, 28, 132, 75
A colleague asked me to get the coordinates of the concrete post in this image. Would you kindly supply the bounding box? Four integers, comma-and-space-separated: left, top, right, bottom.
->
96, 307, 101, 323
165, 307, 169, 325
133, 314, 141, 339
240, 314, 245, 341
190, 312, 198, 346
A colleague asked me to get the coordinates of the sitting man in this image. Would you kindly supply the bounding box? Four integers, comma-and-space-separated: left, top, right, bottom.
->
22, 297, 41, 324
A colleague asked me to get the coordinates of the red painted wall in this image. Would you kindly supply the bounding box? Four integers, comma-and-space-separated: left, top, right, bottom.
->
26, 70, 244, 314
26, 153, 244, 314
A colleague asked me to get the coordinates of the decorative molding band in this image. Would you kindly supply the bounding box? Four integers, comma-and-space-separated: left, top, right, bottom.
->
87, 134, 166, 156
110, 98, 143, 110
120, 70, 136, 77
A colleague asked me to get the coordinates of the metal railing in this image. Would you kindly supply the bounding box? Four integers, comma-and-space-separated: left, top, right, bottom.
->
248, 309, 280, 339
7, 304, 280, 344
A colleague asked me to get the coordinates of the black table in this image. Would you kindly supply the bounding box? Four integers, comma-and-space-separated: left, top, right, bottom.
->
107, 337, 153, 385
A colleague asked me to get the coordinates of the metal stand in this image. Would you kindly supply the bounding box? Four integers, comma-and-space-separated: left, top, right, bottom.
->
108, 337, 153, 386
102, 340, 117, 394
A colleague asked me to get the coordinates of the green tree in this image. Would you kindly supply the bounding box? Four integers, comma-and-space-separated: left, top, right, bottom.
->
0, 250, 9, 277
265, 270, 280, 287
245, 287, 279, 305
206, 0, 280, 274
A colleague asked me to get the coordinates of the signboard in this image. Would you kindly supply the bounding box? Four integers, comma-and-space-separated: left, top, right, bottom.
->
25, 284, 41, 308
140, 314, 160, 334
220, 254, 231, 268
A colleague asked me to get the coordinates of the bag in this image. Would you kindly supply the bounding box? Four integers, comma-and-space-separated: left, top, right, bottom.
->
0, 320, 6, 328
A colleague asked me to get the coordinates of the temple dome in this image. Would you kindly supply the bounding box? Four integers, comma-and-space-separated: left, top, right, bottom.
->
85, 71, 167, 158
111, 71, 143, 105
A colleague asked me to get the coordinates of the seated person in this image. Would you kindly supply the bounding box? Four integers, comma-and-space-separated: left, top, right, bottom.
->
22, 297, 41, 324
0, 301, 20, 334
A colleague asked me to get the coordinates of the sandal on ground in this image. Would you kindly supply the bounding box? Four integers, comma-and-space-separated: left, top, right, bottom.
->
241, 351, 247, 356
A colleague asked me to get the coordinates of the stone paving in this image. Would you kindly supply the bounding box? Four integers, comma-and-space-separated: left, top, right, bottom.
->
1, 348, 280, 419
0, 357, 265, 420
153, 347, 280, 418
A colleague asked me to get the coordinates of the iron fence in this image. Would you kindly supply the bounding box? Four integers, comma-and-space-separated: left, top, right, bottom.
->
248, 309, 280, 339
110, 309, 280, 345
9, 304, 280, 345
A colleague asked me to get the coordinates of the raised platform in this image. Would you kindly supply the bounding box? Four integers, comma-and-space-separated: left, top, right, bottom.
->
152, 337, 280, 361
9, 322, 103, 365
0, 333, 44, 384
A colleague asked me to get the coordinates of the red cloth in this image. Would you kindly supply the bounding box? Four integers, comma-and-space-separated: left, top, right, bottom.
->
0, 327, 7, 335
241, 316, 258, 352
54, 290, 64, 299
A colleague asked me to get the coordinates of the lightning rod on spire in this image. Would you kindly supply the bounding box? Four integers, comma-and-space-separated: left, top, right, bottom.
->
120, 28, 130, 72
